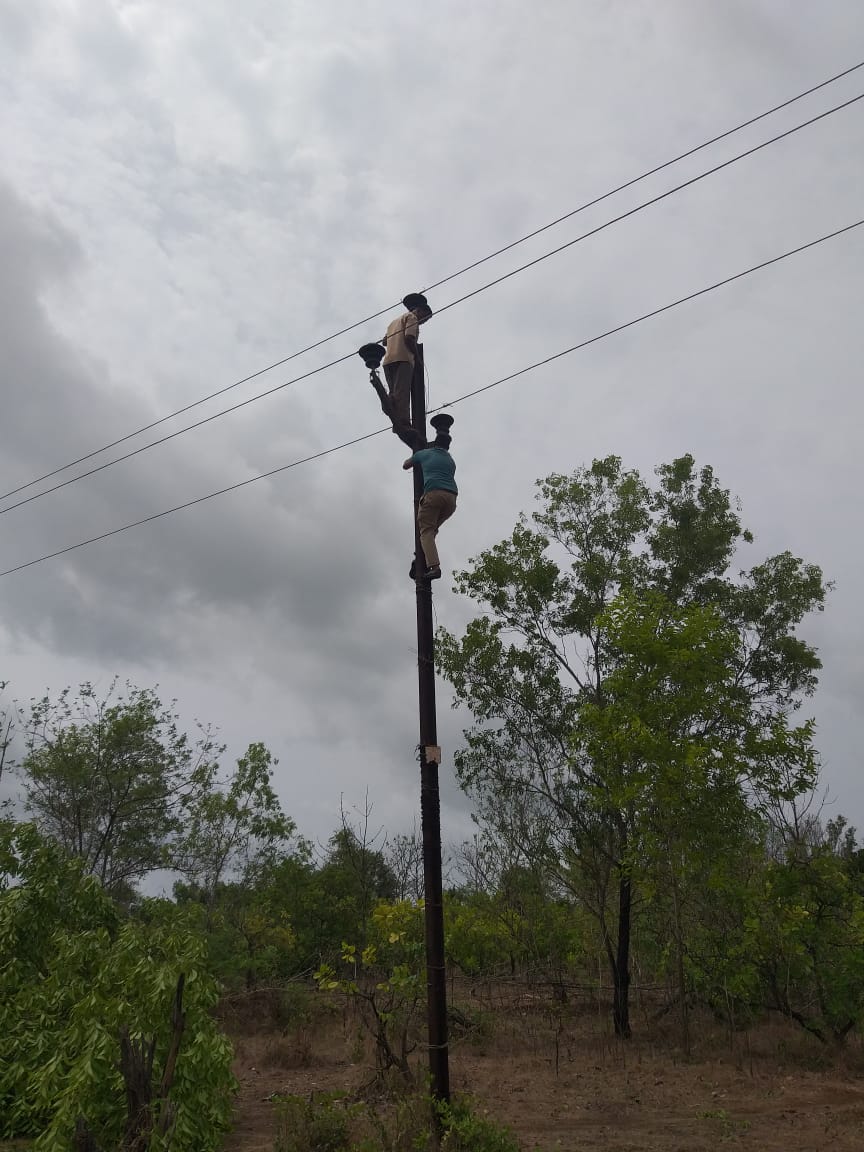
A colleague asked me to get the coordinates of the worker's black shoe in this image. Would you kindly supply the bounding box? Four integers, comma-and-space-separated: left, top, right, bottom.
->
409, 559, 417, 581
425, 565, 442, 580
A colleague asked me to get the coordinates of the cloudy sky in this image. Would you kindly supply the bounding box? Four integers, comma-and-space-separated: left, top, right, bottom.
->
1, 0, 862, 862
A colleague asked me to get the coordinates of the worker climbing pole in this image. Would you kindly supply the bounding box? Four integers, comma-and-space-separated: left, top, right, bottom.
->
357, 294, 452, 1107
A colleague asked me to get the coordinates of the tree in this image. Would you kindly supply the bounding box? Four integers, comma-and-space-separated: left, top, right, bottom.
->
169, 742, 300, 989
15, 681, 219, 894
386, 822, 425, 903
0, 680, 14, 792
747, 842, 864, 1044
437, 455, 826, 1037
174, 741, 297, 912
451, 827, 577, 981
577, 590, 804, 1049
745, 803, 864, 1043
317, 798, 398, 948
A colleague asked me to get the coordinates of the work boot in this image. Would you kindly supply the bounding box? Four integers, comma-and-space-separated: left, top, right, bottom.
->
425, 565, 442, 580
409, 559, 417, 581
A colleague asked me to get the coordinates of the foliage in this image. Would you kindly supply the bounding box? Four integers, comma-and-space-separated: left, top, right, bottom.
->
175, 741, 297, 903
14, 681, 220, 893
168, 742, 299, 990
0, 823, 234, 1151
274, 1092, 353, 1152
320, 818, 399, 947
438, 1097, 522, 1152
437, 454, 827, 1037
272, 1091, 523, 1152
747, 846, 864, 1043
444, 881, 583, 981
173, 862, 299, 991
385, 826, 424, 904
315, 901, 425, 1082
254, 821, 399, 979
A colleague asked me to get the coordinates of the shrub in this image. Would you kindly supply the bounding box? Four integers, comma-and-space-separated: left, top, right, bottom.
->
274, 1093, 351, 1152
439, 1097, 522, 1152
0, 823, 234, 1151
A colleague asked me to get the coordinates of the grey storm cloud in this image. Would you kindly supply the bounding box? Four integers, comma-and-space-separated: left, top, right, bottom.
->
0, 0, 862, 846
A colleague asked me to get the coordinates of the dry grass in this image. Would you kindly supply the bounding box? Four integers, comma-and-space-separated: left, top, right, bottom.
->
262, 1030, 314, 1071
222, 983, 864, 1151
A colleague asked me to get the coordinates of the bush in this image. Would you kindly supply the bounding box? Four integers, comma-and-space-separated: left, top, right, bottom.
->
439, 1098, 521, 1152
0, 823, 235, 1151
275, 1093, 351, 1152
314, 903, 426, 1084
272, 1091, 522, 1152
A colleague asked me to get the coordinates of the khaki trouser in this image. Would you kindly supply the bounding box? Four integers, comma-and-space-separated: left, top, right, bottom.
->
417, 489, 457, 570
384, 360, 413, 427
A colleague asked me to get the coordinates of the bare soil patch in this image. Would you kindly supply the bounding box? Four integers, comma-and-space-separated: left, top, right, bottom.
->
222, 988, 864, 1151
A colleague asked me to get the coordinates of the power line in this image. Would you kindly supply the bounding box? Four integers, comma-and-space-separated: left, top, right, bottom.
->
3, 89, 862, 520
1, 218, 858, 580
2, 59, 861, 506
430, 90, 864, 319
431, 220, 863, 412
419, 59, 864, 297
0, 427, 390, 578
0, 351, 356, 517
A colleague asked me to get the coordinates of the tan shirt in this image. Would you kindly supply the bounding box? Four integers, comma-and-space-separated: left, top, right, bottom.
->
382, 311, 419, 366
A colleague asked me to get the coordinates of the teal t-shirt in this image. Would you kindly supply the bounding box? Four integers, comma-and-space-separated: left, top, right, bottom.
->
410, 447, 458, 495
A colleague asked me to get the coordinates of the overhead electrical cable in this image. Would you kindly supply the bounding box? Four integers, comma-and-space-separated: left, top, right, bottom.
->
417, 59, 864, 297
2, 90, 862, 519
1, 218, 859, 579
427, 90, 864, 319
1, 59, 860, 505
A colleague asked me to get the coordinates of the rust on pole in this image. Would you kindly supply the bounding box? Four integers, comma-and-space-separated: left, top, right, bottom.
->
410, 343, 451, 1105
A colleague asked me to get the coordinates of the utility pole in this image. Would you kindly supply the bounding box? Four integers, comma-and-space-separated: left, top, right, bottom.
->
357, 311, 451, 1106
409, 344, 451, 1106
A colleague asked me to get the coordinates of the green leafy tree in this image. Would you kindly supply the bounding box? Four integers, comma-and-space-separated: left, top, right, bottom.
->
577, 590, 808, 1047
0, 822, 234, 1150
174, 742, 297, 911
748, 847, 864, 1044
256, 847, 332, 973
173, 874, 297, 991
741, 806, 864, 1044
15, 681, 219, 894
437, 455, 826, 1037
315, 803, 398, 949
451, 832, 583, 981
170, 742, 302, 989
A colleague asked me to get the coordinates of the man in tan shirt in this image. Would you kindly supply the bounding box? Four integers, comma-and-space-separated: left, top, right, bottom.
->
381, 293, 432, 430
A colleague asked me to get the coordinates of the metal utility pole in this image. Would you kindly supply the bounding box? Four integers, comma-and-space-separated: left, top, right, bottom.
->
409, 344, 451, 1105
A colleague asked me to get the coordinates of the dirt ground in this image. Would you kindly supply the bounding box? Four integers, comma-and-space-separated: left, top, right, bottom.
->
221, 989, 864, 1152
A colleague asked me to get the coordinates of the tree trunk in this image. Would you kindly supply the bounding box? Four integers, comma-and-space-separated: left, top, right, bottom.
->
74, 1117, 101, 1152
117, 973, 186, 1150
612, 870, 632, 1039
668, 859, 690, 1057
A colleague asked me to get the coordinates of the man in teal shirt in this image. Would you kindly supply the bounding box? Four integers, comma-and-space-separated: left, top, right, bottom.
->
403, 430, 458, 580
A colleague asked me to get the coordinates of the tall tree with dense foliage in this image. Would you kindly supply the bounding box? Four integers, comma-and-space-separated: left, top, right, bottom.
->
437, 455, 826, 1037
15, 681, 219, 894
